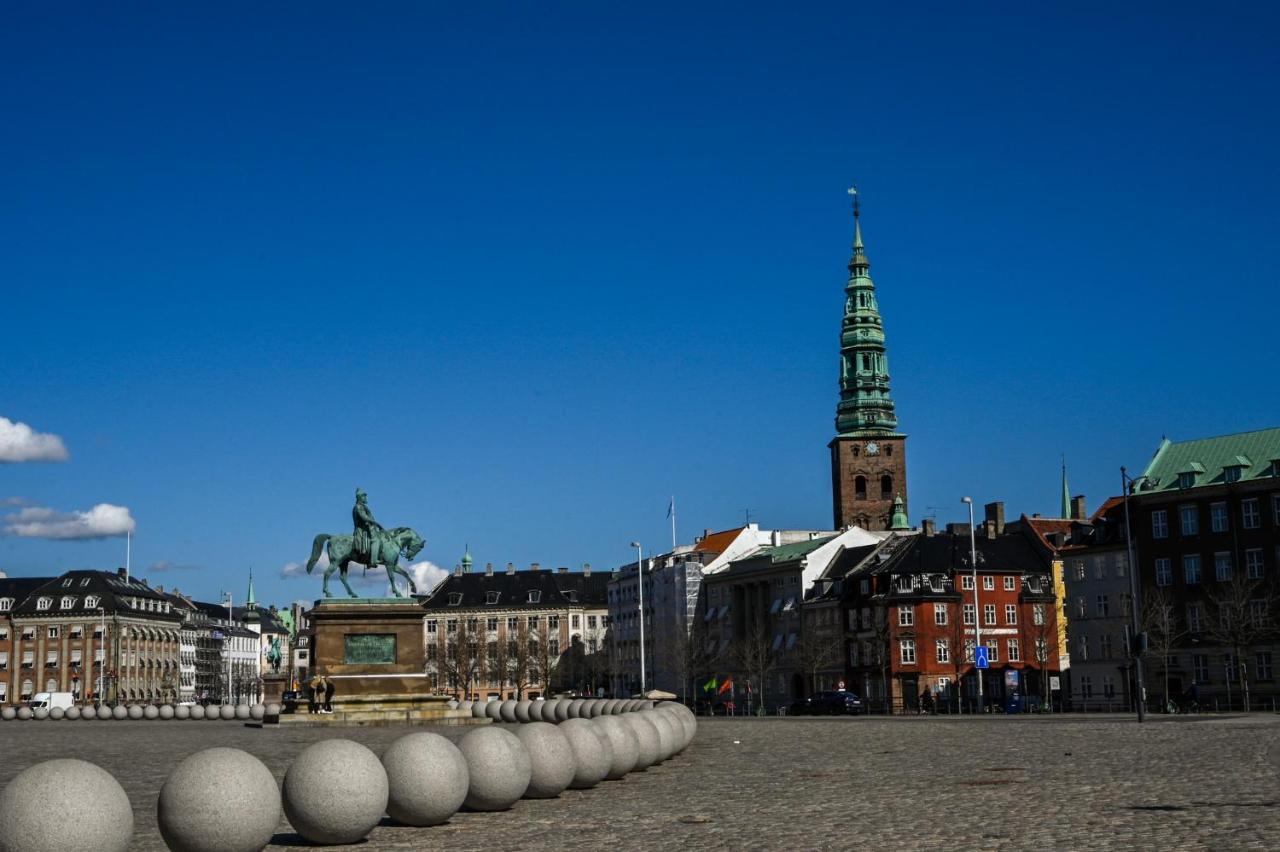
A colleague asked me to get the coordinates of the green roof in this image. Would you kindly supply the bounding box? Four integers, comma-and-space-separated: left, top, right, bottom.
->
756, 535, 838, 563
1137, 427, 1280, 492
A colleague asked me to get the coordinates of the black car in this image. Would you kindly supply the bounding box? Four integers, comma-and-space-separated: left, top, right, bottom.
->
797, 690, 863, 716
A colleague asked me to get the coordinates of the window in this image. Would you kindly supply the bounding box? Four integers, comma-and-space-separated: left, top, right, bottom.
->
963, 604, 975, 625
447, 592, 463, 606
983, 604, 996, 626
1242, 499, 1260, 529
0, 598, 10, 612
963, 639, 976, 662
1183, 554, 1202, 584
1095, 595, 1109, 617
466, 618, 478, 631
1210, 502, 1228, 533
934, 603, 947, 626
1178, 471, 1196, 489
982, 576, 995, 591
21, 627, 35, 640
1193, 654, 1210, 683
529, 615, 540, 628
487, 617, 499, 632
1005, 604, 1017, 624
548, 616, 560, 630
987, 642, 999, 663
1003, 575, 1017, 591
1076, 597, 1087, 618
1250, 600, 1268, 628
69, 625, 82, 638
1258, 652, 1274, 682
854, 475, 867, 500
84, 595, 99, 609
897, 606, 914, 627
548, 639, 559, 656
1225, 653, 1238, 682
880, 474, 893, 499
587, 615, 597, 629
1033, 604, 1045, 625
1180, 505, 1198, 535
59, 596, 75, 610
563, 590, 578, 603
1007, 639, 1020, 661
571, 614, 580, 629
446, 619, 457, 633
961, 575, 975, 591
1099, 634, 1112, 658
426, 620, 437, 634
1072, 560, 1085, 581
1116, 552, 1127, 578
1155, 558, 1173, 586
935, 639, 949, 664
0, 651, 7, 670
1186, 602, 1202, 634
1152, 510, 1169, 539
897, 575, 913, 593
35, 597, 52, 611
1274, 494, 1280, 524
1077, 636, 1089, 661
1215, 552, 1232, 581
485, 591, 500, 605
527, 590, 542, 604
1245, 549, 1264, 580
1094, 559, 1105, 580
899, 639, 916, 664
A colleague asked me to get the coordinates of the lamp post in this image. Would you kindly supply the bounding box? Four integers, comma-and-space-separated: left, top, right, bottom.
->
95, 606, 106, 704
629, 541, 646, 696
961, 497, 983, 712
222, 592, 233, 704
1120, 466, 1147, 723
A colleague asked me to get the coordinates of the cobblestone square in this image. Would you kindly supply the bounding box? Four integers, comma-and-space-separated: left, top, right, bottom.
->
2, 714, 1278, 850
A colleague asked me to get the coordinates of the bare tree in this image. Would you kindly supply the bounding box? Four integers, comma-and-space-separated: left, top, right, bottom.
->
1141, 586, 1184, 711
531, 621, 560, 696
493, 633, 510, 698
581, 622, 612, 697
731, 618, 777, 715
1202, 574, 1279, 711
867, 597, 893, 714
440, 620, 482, 700
658, 616, 718, 703
794, 606, 846, 698
507, 620, 536, 699
1027, 601, 1057, 711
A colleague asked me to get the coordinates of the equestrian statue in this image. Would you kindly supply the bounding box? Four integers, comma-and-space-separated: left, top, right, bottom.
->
305, 488, 425, 598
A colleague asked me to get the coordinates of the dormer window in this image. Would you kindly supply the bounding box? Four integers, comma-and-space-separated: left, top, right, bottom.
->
485, 591, 500, 605
80, 578, 90, 587
62, 579, 72, 588
60, 596, 75, 609
35, 597, 52, 611
84, 596, 100, 609
562, 590, 577, 603
527, 590, 542, 604
447, 592, 463, 606
897, 575, 913, 593
1224, 466, 1242, 483
0, 598, 11, 612
1178, 472, 1196, 489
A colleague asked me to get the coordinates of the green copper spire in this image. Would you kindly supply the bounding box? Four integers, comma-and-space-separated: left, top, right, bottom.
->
835, 188, 899, 436
1061, 458, 1071, 519
246, 568, 256, 607
890, 495, 909, 530
461, 545, 473, 571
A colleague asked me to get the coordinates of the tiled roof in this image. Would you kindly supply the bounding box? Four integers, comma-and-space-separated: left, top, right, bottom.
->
1138, 426, 1280, 492
11, 570, 181, 619
421, 569, 611, 610
851, 532, 1048, 577
692, 527, 745, 556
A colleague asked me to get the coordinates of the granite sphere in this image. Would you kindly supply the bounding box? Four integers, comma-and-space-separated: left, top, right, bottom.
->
33, 707, 49, 721
553, 699, 571, 723
111, 705, 127, 720
592, 716, 639, 779
536, 699, 556, 722
447, 698, 459, 710
560, 718, 611, 789
458, 726, 533, 812
158, 747, 280, 852
484, 700, 504, 722
567, 699, 586, 719
499, 699, 518, 723
50, 707, 65, 721
527, 700, 546, 722
622, 713, 661, 769
17, 708, 32, 721
220, 705, 237, 721
515, 699, 533, 723
382, 732, 469, 827
250, 704, 265, 720
587, 699, 604, 718
283, 739, 388, 845
514, 722, 575, 799
0, 707, 13, 721
458, 699, 473, 712
159, 705, 175, 720
180, 705, 196, 720
265, 703, 280, 717
127, 705, 144, 720
0, 759, 133, 852
65, 706, 81, 720
602, 698, 620, 715
472, 700, 489, 719
648, 711, 680, 760
80, 706, 97, 720
144, 705, 160, 720
235, 705, 251, 721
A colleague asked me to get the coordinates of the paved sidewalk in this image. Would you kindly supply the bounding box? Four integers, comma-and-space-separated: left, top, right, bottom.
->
1, 714, 1278, 850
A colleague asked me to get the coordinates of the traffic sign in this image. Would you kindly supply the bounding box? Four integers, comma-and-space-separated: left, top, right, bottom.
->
974, 645, 990, 669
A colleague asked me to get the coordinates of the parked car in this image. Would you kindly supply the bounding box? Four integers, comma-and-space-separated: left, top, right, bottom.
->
280, 691, 301, 714
803, 690, 864, 716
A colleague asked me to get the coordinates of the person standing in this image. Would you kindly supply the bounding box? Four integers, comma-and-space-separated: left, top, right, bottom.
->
323, 676, 335, 714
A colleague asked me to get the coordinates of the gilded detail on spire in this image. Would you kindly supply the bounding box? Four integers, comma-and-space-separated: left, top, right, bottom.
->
835, 196, 898, 436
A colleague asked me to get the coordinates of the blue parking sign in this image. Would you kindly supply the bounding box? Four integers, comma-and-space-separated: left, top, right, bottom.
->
975, 645, 990, 669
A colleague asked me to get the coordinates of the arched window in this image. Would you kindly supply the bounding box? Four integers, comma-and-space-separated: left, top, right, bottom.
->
881, 475, 893, 499
855, 476, 867, 500
45, 678, 57, 693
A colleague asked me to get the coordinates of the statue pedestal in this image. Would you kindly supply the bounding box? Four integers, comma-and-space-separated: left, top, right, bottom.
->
295, 598, 476, 726
261, 674, 290, 705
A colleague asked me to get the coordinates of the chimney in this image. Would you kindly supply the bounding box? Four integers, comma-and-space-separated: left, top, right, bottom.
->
922, 518, 936, 537
583, 563, 591, 577
531, 562, 541, 572
117, 567, 127, 579
1071, 495, 1087, 521
485, 562, 494, 577
155, 585, 164, 594
983, 502, 1005, 535
506, 562, 515, 575
703, 528, 712, 540
557, 566, 568, 574
453, 563, 463, 577
983, 520, 997, 539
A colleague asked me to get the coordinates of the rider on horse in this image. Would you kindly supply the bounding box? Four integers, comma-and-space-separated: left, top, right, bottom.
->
353, 488, 384, 568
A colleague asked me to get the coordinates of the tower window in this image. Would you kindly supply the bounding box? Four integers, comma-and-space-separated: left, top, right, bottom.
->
885, 444, 892, 456
880, 475, 893, 499
855, 476, 867, 501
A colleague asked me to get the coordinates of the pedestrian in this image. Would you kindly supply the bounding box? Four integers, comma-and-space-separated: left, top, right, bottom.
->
323, 676, 335, 714
307, 673, 322, 714
920, 688, 934, 715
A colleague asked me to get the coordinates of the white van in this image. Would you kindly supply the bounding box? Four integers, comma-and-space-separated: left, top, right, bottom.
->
28, 692, 74, 711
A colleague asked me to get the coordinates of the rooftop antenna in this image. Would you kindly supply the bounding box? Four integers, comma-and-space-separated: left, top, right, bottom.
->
125, 530, 131, 583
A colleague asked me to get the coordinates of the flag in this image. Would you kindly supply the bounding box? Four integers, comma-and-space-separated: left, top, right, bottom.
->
667, 497, 674, 519
717, 677, 733, 695
702, 676, 718, 694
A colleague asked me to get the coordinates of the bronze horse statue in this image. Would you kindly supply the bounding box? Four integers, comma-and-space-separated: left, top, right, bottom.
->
305, 526, 424, 598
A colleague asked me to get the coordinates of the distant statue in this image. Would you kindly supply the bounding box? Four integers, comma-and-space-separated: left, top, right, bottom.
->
305, 488, 426, 598
266, 636, 282, 673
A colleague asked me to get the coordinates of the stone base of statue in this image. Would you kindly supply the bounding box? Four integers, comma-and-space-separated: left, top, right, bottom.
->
261, 673, 289, 705
279, 597, 479, 727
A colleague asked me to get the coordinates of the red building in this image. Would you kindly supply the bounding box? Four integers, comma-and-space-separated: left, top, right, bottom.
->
841, 526, 1062, 713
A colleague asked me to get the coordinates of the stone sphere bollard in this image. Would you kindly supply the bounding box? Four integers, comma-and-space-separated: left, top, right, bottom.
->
17, 708, 33, 721
592, 716, 639, 779
648, 710, 680, 760
554, 699, 573, 723
112, 705, 128, 720
484, 700, 504, 722
382, 732, 469, 827
250, 704, 265, 721
601, 698, 618, 715
0, 707, 14, 721
283, 739, 388, 845
220, 705, 237, 721
514, 722, 576, 799
158, 747, 281, 852
33, 707, 49, 721
127, 705, 144, 720
81, 706, 96, 720
0, 759, 133, 852
189, 704, 205, 720
535, 699, 555, 722
206, 706, 223, 721
587, 699, 604, 718
559, 718, 611, 789
471, 700, 489, 719
50, 707, 65, 721
144, 705, 160, 720
458, 726, 533, 812
567, 699, 585, 719
622, 713, 661, 770
447, 698, 459, 710
234, 705, 251, 721
515, 699, 533, 723
176, 704, 191, 720
264, 703, 280, 717
159, 704, 175, 720
65, 707, 81, 721
457, 699, 473, 712
527, 700, 546, 722
499, 699, 518, 723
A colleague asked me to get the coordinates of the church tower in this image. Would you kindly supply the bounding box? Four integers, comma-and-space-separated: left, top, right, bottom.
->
829, 189, 908, 531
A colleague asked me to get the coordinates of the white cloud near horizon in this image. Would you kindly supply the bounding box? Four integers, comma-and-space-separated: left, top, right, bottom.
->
280, 552, 446, 597
150, 560, 200, 573
0, 417, 69, 463
3, 503, 136, 540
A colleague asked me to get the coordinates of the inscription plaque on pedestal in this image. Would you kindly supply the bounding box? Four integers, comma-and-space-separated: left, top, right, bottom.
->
344, 633, 396, 665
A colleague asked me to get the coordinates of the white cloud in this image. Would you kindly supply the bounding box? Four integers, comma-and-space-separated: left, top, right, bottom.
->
3, 503, 136, 540
280, 553, 446, 597
150, 560, 199, 573
0, 417, 69, 463
281, 550, 328, 579
408, 560, 449, 595
0, 497, 27, 507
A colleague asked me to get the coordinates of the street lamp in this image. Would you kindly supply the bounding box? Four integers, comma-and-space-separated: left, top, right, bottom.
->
95, 606, 106, 705
961, 497, 983, 712
1120, 466, 1147, 723
629, 541, 646, 696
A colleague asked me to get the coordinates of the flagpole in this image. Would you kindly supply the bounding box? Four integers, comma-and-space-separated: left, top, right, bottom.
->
670, 495, 677, 551
125, 530, 131, 583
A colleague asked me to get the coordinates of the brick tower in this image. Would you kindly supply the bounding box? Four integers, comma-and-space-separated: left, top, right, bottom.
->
829, 189, 908, 531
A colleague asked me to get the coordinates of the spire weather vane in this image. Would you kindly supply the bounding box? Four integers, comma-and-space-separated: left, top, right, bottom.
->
847, 183, 860, 217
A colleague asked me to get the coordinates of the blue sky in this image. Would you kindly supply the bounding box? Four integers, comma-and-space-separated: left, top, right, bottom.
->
3, 2, 1277, 605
